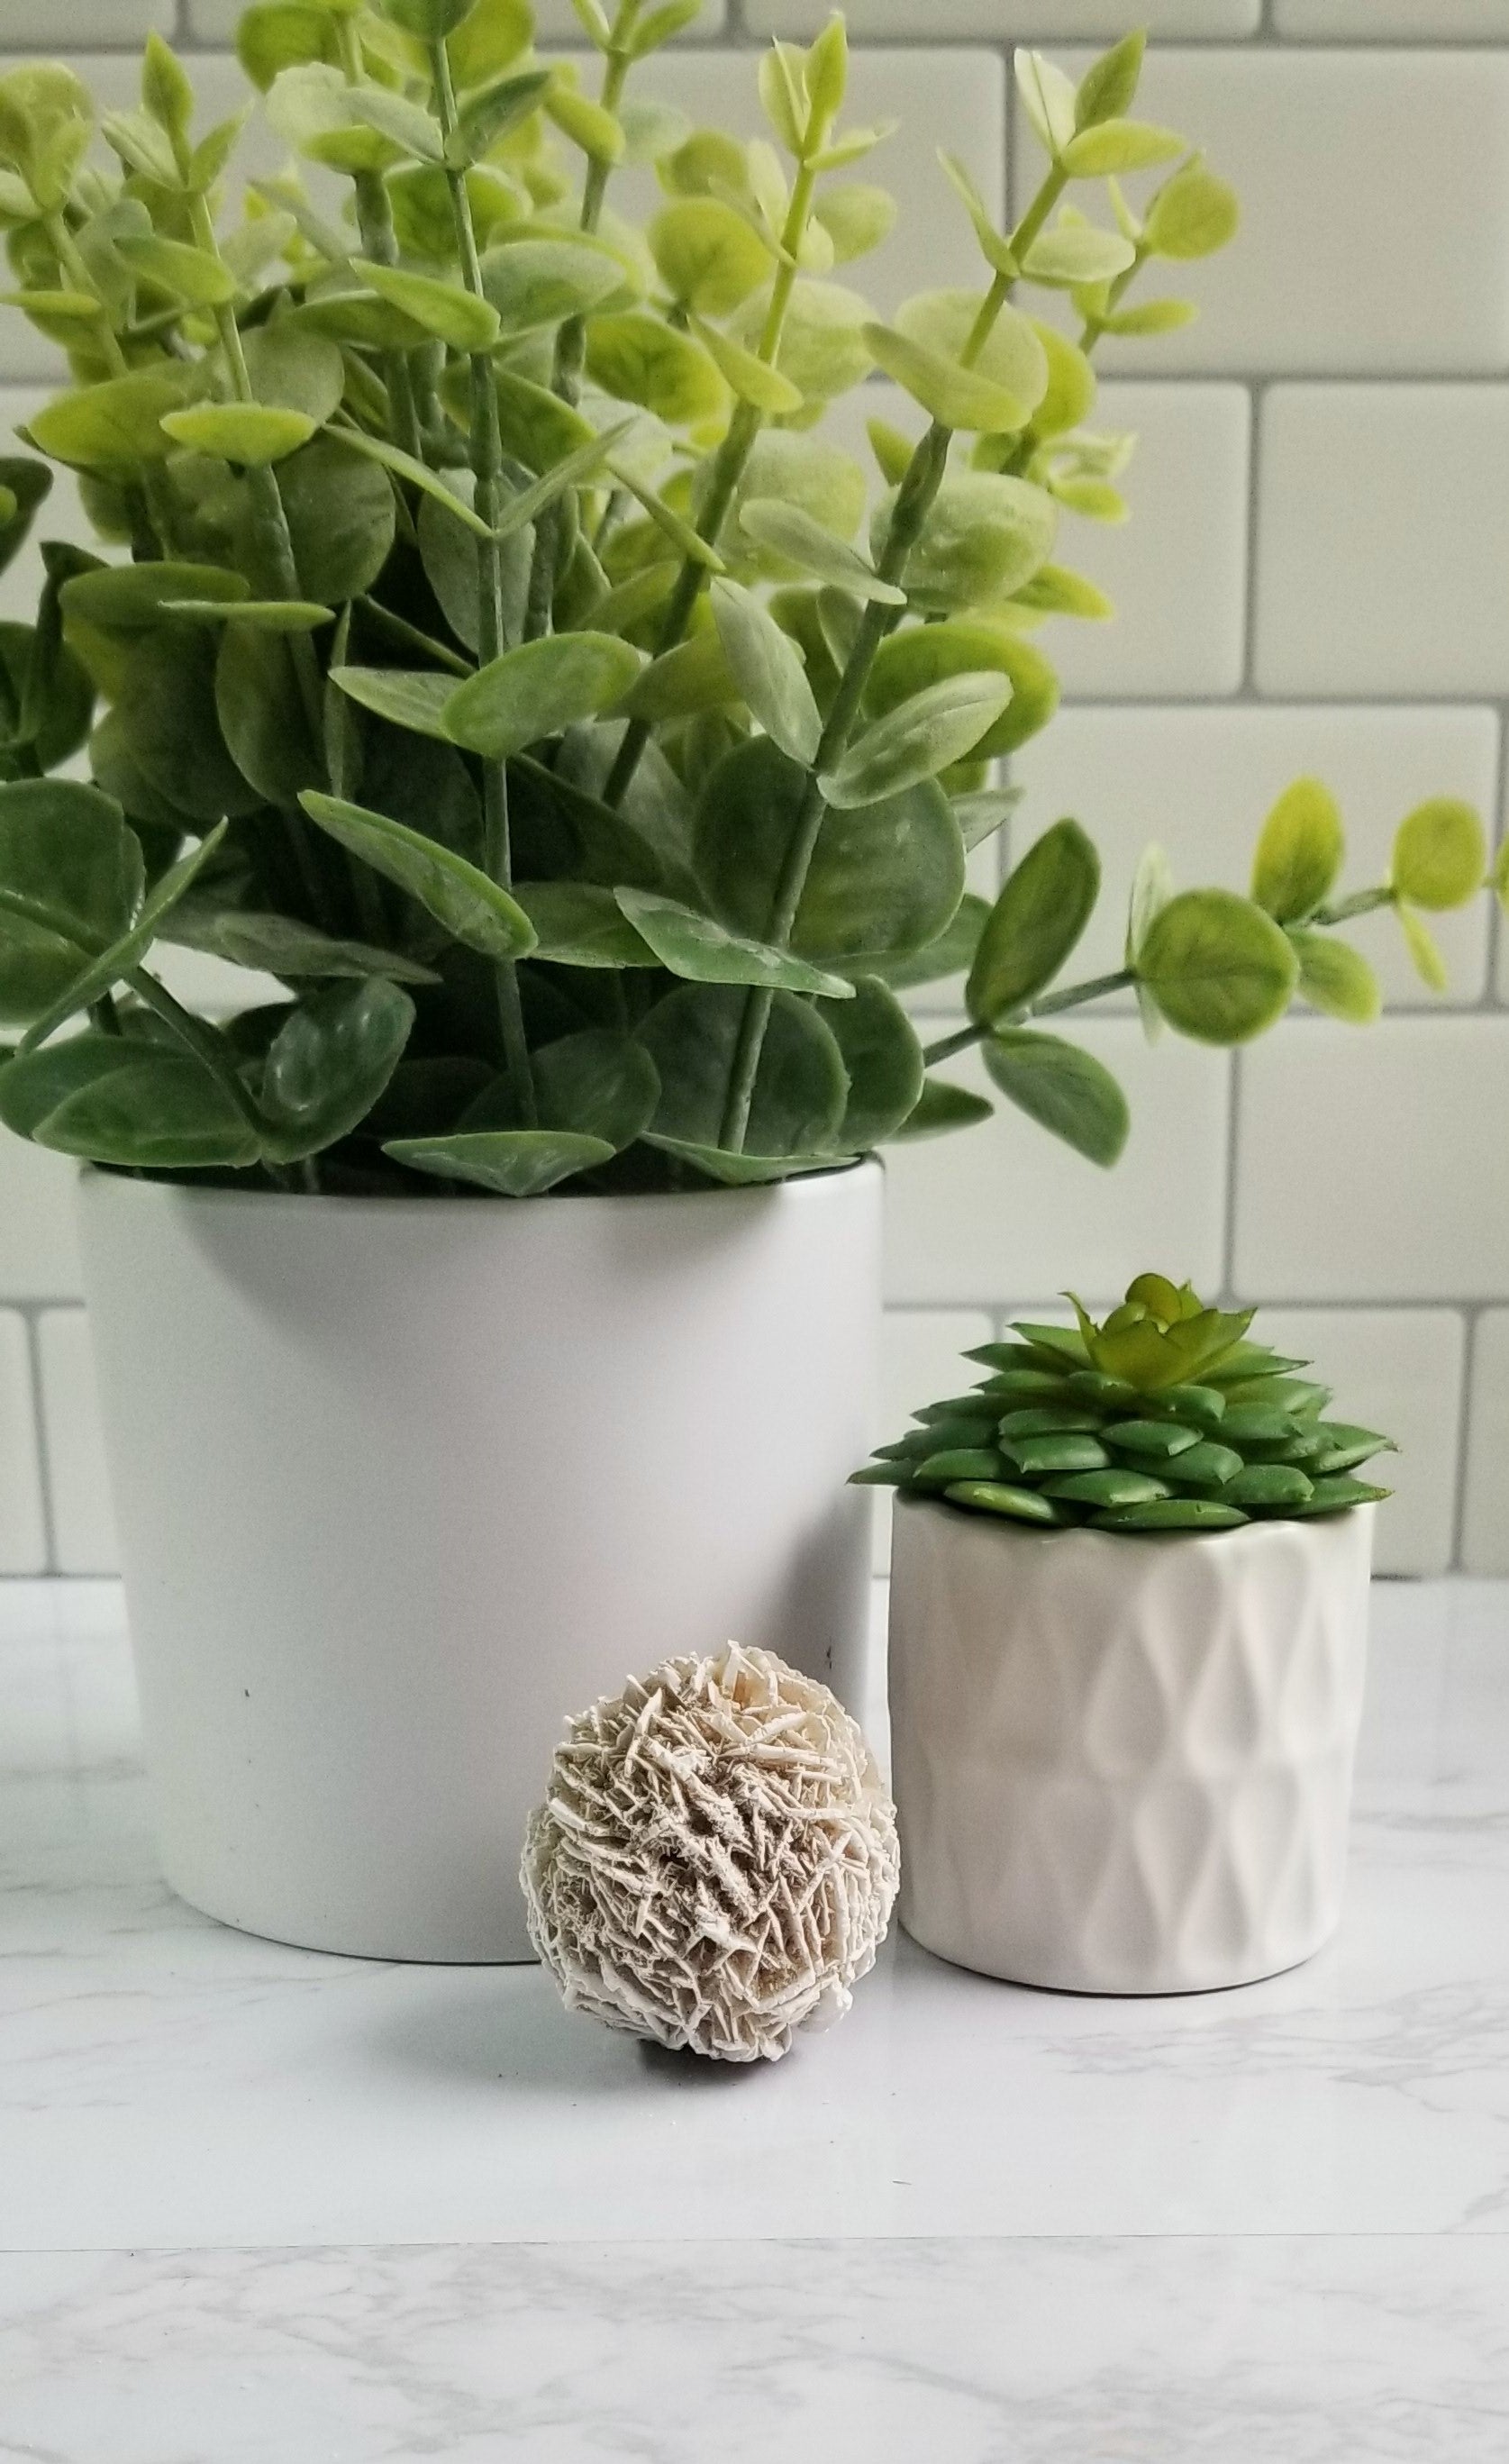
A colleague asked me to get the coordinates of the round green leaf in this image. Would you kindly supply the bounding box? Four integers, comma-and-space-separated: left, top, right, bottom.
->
585, 312, 727, 426
1136, 889, 1298, 1044
967, 819, 1100, 1025
709, 577, 821, 765
1250, 776, 1344, 923
866, 621, 1058, 761
614, 886, 853, 999
160, 405, 318, 466
510, 881, 656, 968
1061, 119, 1183, 177
884, 471, 1058, 613
480, 235, 629, 334
59, 562, 250, 634
1144, 166, 1240, 260
300, 789, 536, 962
259, 978, 415, 1162
823, 672, 1013, 809
442, 633, 645, 761
638, 979, 849, 1158
531, 1028, 659, 1151
862, 320, 1034, 437
275, 437, 397, 603
28, 368, 193, 470
385, 1129, 614, 1195
983, 1027, 1128, 1166
1022, 225, 1135, 286
825, 976, 924, 1150
732, 278, 874, 402
649, 197, 772, 315
1290, 929, 1381, 1025
351, 259, 500, 353
1392, 796, 1487, 910
894, 290, 1048, 425
695, 735, 966, 966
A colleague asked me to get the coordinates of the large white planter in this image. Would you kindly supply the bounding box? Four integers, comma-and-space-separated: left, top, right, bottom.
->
77, 1161, 881, 1962
888, 1493, 1374, 1994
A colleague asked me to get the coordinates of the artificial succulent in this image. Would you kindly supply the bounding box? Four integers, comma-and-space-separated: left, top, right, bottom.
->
857, 1273, 1395, 1532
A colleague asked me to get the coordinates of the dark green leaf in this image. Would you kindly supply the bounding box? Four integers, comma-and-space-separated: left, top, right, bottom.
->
941, 1480, 1067, 1525
1091, 1498, 1247, 1532
14, 1039, 260, 1169
443, 634, 645, 760
638, 980, 849, 1157
825, 976, 924, 1150
301, 790, 536, 961
616, 886, 852, 998
385, 1128, 614, 1194
17, 825, 227, 1055
259, 977, 414, 1161
216, 623, 325, 805
967, 819, 1100, 1024
983, 1028, 1128, 1166
1137, 889, 1299, 1044
892, 1076, 993, 1139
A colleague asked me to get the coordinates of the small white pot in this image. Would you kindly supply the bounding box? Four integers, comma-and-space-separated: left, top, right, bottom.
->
77, 1161, 881, 1962
887, 1493, 1374, 1995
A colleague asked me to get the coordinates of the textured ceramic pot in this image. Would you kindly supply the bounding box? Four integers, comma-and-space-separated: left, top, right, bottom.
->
888, 1493, 1374, 1994
77, 1161, 881, 1962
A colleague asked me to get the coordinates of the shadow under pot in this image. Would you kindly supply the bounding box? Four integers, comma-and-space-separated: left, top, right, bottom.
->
886, 1492, 1375, 1995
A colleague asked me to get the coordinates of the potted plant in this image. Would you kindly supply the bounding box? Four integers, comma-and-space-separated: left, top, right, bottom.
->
0, 5, 1486, 1958
861, 1277, 1396, 1994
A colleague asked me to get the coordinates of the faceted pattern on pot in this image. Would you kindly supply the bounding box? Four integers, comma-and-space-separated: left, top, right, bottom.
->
887, 1496, 1373, 1993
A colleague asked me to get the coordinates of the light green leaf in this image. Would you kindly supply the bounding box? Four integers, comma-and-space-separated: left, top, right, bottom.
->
709, 577, 821, 764
300, 789, 537, 961
328, 427, 495, 537
585, 311, 727, 425
259, 977, 414, 1162
822, 672, 1012, 809
115, 232, 236, 305
386, 1128, 614, 1194
1101, 298, 1196, 336
738, 499, 904, 604
1392, 796, 1487, 909
454, 68, 552, 163
938, 150, 1018, 278
888, 471, 1058, 612
1137, 888, 1298, 1043
693, 318, 803, 415
1397, 903, 1448, 993
894, 288, 1049, 424
814, 182, 895, 264
27, 368, 193, 469
1125, 841, 1173, 1041
1015, 50, 1078, 159
1073, 31, 1145, 131
862, 319, 1035, 436
1144, 165, 1240, 260
546, 81, 626, 166
1022, 224, 1136, 286
1290, 929, 1381, 1025
350, 258, 500, 351
1061, 120, 1183, 177
649, 196, 772, 314
332, 667, 458, 742
165, 596, 333, 632
443, 633, 645, 760
1010, 564, 1112, 620
985, 1027, 1129, 1166
866, 620, 1058, 759
480, 235, 629, 333
615, 886, 853, 998
731, 277, 874, 401
1250, 777, 1345, 924
160, 405, 317, 466
967, 818, 1100, 1025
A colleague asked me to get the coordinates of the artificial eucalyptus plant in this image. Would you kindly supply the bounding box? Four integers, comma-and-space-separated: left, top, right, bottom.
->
0, 5, 1496, 1193
855, 1273, 1396, 1533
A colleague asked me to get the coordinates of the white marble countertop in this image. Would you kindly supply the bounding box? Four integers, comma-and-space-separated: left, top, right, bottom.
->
3, 1578, 1508, 2459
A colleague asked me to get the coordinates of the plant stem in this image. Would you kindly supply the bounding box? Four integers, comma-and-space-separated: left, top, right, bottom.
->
921, 968, 1134, 1068
334, 13, 423, 459
44, 210, 183, 555
1314, 885, 1395, 928
602, 156, 823, 807
430, 35, 536, 1123
715, 160, 1068, 1149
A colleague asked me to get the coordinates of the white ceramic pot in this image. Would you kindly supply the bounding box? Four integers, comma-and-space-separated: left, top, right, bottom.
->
77, 1161, 881, 1962
887, 1493, 1374, 1995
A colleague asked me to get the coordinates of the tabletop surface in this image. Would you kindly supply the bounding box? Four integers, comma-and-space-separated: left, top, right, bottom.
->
3, 1576, 1507, 2461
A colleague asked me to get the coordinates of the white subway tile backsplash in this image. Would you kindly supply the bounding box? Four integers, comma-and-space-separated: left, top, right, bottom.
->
1277, 4, 1509, 34
1050, 384, 1249, 700
0, 1314, 47, 1577
35, 1311, 118, 1578
0, 1132, 84, 1307
1011, 705, 1498, 1008
1023, 50, 1509, 377
1234, 1020, 1509, 1304
2, 2, 171, 39
871, 1307, 994, 1571
1254, 1307, 1464, 1578
1256, 387, 1509, 697
750, 2, 1258, 32
1461, 1310, 1509, 1574
885, 1025, 1230, 1306
186, 0, 725, 32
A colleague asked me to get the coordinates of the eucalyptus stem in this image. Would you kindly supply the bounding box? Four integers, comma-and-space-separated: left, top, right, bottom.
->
523, 1, 641, 642
602, 158, 822, 807
716, 160, 1068, 1150
922, 968, 1134, 1068
1314, 885, 1395, 928
430, 34, 536, 1124
333, 13, 423, 459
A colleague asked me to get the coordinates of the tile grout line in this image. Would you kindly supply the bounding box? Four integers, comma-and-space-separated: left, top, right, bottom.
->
20, 1305, 59, 1577
1450, 1302, 1480, 1570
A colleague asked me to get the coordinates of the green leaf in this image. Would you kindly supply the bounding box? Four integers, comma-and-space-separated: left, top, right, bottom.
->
0, 459, 52, 584
351, 258, 500, 352
639, 979, 848, 1157
862, 893, 989, 992
489, 366, 599, 471
641, 1134, 847, 1187
259, 977, 414, 1161
892, 471, 1058, 614
1074, 32, 1146, 131
1144, 166, 1240, 260
27, 368, 193, 470
110, 636, 262, 827
1015, 50, 1078, 159
1290, 1477, 1391, 1517
650, 196, 772, 314
586, 312, 724, 425
1101, 298, 1196, 337
1250, 776, 1344, 923
1022, 225, 1136, 286
17, 825, 226, 1056
7, 1037, 260, 1170
330, 427, 495, 537
1392, 796, 1487, 909
59, 560, 250, 634
481, 235, 629, 335
693, 319, 803, 416
862, 320, 1036, 436
615, 886, 852, 999
491, 423, 629, 543
826, 976, 924, 1150
695, 735, 965, 967
709, 577, 821, 764
1061, 120, 1182, 177
814, 182, 895, 265
894, 290, 1049, 424
938, 150, 1018, 279
984, 1027, 1128, 1166
1137, 889, 1299, 1044
166, 597, 333, 632
178, 909, 438, 986
215, 623, 325, 806
546, 80, 626, 166
455, 68, 552, 163
822, 673, 1013, 809
386, 1127, 614, 1193
967, 818, 1100, 1025
894, 1076, 993, 1139
276, 438, 396, 602
1091, 1498, 1247, 1533
1290, 930, 1381, 1025
1397, 904, 1448, 993
115, 232, 235, 305
0, 778, 140, 968
737, 499, 904, 605
332, 666, 458, 743
513, 881, 657, 968
300, 790, 536, 961
160, 405, 317, 467
530, 1028, 659, 1150
237, 4, 341, 93
866, 621, 1058, 760
442, 634, 644, 760
373, 0, 473, 39
449, 0, 534, 85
